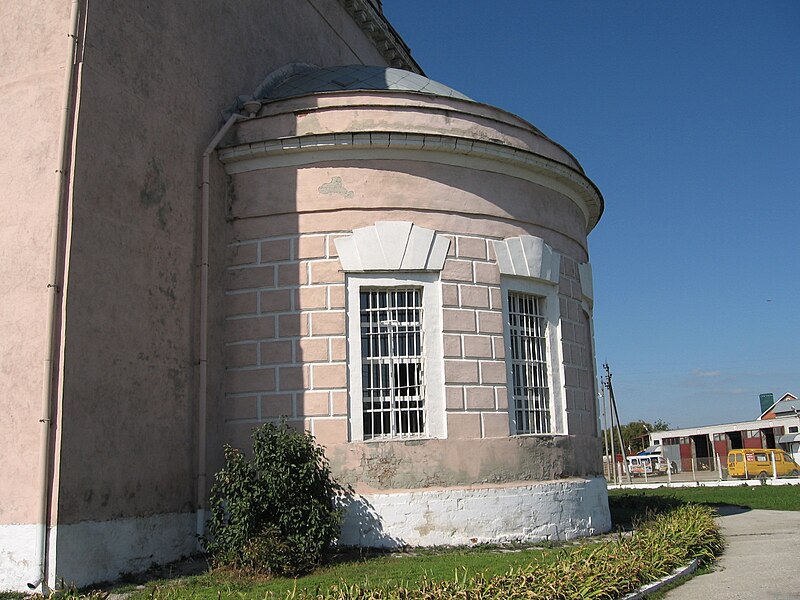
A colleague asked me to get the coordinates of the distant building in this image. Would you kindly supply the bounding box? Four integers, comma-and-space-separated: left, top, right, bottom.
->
1, 1, 609, 591
648, 393, 800, 469
759, 392, 799, 420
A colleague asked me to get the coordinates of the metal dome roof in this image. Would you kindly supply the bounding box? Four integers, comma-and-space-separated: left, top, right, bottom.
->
259, 65, 472, 102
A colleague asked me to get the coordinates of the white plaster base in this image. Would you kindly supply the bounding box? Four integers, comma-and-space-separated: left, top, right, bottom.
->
50, 512, 198, 588
0, 523, 41, 592
0, 513, 198, 591
339, 477, 610, 547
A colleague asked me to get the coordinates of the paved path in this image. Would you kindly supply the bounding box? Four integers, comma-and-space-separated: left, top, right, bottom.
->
663, 507, 800, 599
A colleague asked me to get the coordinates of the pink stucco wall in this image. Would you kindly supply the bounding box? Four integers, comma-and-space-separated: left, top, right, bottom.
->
51, 0, 389, 526
0, 0, 390, 527
0, 0, 72, 525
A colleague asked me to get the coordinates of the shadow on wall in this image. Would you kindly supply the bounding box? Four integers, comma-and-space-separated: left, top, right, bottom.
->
338, 493, 405, 548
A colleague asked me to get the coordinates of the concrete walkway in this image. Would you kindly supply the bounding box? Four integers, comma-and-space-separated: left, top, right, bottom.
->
663, 507, 800, 599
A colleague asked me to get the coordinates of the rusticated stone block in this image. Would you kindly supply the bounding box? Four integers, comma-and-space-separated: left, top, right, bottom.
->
482, 413, 510, 438
447, 412, 481, 439
227, 368, 275, 394
444, 359, 479, 384
313, 418, 349, 447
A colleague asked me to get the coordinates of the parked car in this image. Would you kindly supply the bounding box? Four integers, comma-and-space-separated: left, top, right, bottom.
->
727, 448, 800, 480
627, 455, 675, 476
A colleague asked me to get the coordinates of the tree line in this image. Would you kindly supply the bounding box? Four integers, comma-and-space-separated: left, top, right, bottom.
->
602, 419, 670, 456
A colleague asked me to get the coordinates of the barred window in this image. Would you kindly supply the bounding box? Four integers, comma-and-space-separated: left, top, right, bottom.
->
360, 288, 425, 439
508, 292, 551, 434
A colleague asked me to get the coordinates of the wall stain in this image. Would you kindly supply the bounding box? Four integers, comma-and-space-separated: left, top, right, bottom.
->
318, 176, 354, 198
225, 174, 237, 222
140, 157, 171, 229
361, 453, 401, 486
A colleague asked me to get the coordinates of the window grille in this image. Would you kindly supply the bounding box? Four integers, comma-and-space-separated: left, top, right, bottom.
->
508, 292, 551, 434
360, 288, 425, 439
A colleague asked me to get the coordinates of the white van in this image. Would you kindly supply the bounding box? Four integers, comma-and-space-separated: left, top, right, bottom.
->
627, 455, 674, 476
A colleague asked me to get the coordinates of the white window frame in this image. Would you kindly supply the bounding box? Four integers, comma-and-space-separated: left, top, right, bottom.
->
501, 277, 566, 435
346, 273, 446, 442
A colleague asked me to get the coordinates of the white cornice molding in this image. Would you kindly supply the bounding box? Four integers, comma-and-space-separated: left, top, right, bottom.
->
218, 132, 603, 231
338, 0, 422, 73
334, 221, 450, 272
493, 236, 561, 285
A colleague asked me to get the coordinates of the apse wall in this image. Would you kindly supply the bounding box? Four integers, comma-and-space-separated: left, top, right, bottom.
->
214, 85, 610, 544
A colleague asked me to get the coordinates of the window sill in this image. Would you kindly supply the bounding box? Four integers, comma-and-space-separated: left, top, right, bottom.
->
356, 436, 442, 445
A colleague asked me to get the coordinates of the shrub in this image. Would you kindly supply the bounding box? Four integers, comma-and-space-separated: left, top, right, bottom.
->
204, 421, 344, 576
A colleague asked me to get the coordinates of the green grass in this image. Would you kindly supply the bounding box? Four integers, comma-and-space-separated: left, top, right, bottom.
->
122, 504, 721, 600
127, 545, 575, 600
608, 484, 800, 514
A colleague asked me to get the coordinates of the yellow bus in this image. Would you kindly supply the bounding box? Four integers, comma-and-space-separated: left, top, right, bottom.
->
727, 448, 800, 480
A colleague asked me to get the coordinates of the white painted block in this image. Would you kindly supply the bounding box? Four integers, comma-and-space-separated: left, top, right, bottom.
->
336, 222, 450, 273
0, 523, 40, 592
50, 512, 197, 588
494, 236, 561, 285
375, 221, 412, 270
506, 237, 529, 277
401, 225, 435, 270
0, 513, 199, 591
426, 234, 451, 271
339, 477, 610, 548
492, 240, 514, 275
578, 261, 594, 305
334, 235, 362, 271
352, 226, 385, 270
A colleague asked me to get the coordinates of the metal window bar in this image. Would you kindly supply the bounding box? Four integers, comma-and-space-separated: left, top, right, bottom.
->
360, 288, 425, 439
508, 292, 551, 434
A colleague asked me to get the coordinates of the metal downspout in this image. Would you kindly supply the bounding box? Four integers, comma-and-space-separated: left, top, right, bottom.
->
196, 111, 247, 538
32, 0, 83, 592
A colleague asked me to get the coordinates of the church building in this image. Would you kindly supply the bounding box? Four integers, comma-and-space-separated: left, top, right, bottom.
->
0, 1, 609, 590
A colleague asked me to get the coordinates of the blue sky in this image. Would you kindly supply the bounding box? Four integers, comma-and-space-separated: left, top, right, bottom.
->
384, 1, 800, 428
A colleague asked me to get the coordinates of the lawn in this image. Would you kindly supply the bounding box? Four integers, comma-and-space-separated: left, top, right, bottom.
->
126, 545, 577, 600
608, 484, 800, 513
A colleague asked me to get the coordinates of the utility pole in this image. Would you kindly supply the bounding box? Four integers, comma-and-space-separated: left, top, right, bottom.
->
600, 385, 612, 482
604, 362, 630, 483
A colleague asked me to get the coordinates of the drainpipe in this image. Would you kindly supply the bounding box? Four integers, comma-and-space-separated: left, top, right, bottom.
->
32, 0, 83, 592
196, 100, 259, 538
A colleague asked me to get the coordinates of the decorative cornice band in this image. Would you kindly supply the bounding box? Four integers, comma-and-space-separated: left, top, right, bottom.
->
218, 132, 604, 231
338, 0, 422, 73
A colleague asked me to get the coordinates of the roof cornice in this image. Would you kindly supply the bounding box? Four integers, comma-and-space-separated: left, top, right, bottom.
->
338, 0, 424, 74
218, 131, 604, 232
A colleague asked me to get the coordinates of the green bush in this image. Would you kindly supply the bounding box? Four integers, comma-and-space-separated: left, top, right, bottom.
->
204, 422, 345, 576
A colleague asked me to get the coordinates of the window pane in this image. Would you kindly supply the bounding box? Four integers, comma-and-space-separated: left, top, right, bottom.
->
360, 287, 425, 439
508, 291, 550, 434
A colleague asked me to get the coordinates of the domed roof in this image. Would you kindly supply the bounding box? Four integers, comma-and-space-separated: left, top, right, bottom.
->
259, 65, 472, 102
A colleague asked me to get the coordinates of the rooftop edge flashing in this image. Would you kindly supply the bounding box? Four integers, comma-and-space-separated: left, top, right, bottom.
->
251, 88, 586, 176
